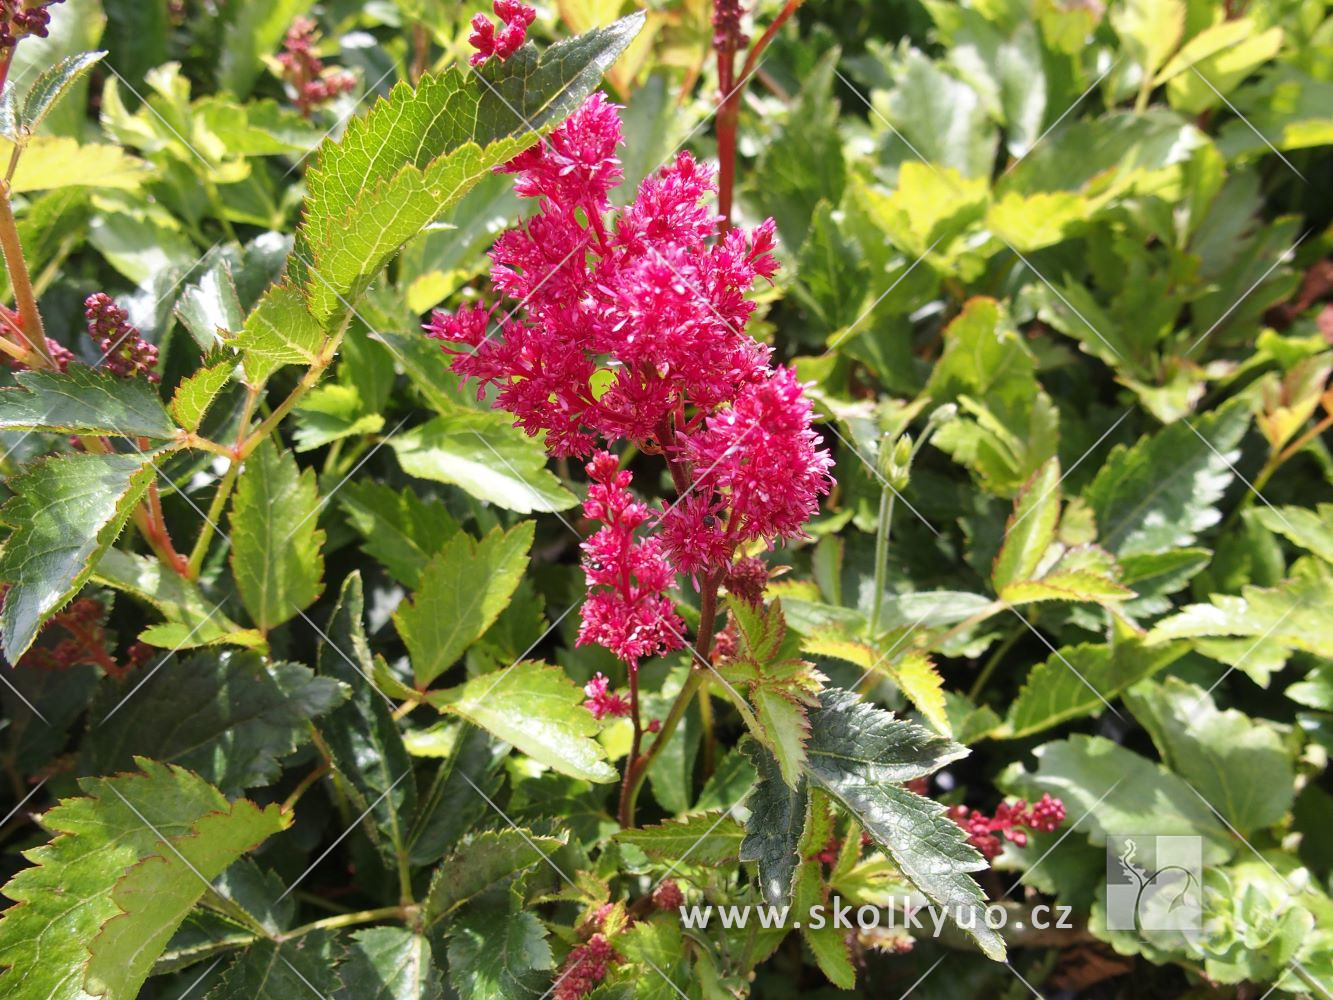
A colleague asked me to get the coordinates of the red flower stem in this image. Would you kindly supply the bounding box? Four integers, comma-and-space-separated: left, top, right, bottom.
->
0, 183, 55, 368
618, 570, 722, 828
715, 0, 804, 232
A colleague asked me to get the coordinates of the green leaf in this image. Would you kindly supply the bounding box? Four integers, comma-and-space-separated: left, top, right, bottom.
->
394, 521, 533, 686
802, 689, 1005, 960
339, 481, 460, 586
0, 451, 156, 661
0, 759, 289, 999
2, 134, 149, 191
0, 364, 175, 438
879, 47, 998, 178
425, 828, 566, 924
390, 412, 577, 514
753, 687, 811, 789
992, 458, 1060, 592
999, 734, 1235, 864
407, 724, 507, 867
430, 661, 617, 783
229, 440, 325, 631
1084, 398, 1250, 557
84, 651, 346, 791
1002, 640, 1186, 739
1253, 503, 1333, 564
21, 50, 105, 135
176, 262, 246, 352
446, 902, 553, 1000
1124, 677, 1295, 835
289, 14, 645, 324
739, 737, 808, 906
1111, 0, 1185, 86
794, 200, 870, 332
229, 280, 327, 383
616, 811, 746, 865
1148, 575, 1333, 658
208, 932, 342, 1000
169, 359, 235, 434
339, 927, 443, 1000
316, 574, 416, 865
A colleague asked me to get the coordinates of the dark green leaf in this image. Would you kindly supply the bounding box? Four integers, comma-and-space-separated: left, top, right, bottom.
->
0, 451, 156, 661
84, 651, 346, 792
0, 364, 175, 438
617, 811, 746, 865
738, 738, 807, 906
317, 574, 417, 865
338, 927, 443, 1000
338, 481, 459, 586
424, 828, 566, 924
446, 901, 553, 1000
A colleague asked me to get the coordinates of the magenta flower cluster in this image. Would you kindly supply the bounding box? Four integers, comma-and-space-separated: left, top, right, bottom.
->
467, 0, 536, 66
427, 93, 833, 669
84, 293, 159, 383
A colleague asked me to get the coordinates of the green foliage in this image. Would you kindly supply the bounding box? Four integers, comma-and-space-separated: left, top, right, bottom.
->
229, 439, 325, 631
394, 521, 533, 686
0, 0, 1330, 996
0, 759, 288, 999
0, 452, 155, 660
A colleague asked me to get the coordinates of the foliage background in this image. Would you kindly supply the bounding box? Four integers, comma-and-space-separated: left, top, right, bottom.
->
0, 0, 1330, 997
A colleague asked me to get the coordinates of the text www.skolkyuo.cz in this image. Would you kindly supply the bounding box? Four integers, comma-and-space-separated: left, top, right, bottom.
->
678, 897, 1074, 935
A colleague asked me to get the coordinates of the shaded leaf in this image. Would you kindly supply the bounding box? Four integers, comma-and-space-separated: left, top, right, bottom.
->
425, 829, 566, 924
84, 651, 346, 792
616, 811, 746, 865
338, 927, 443, 1000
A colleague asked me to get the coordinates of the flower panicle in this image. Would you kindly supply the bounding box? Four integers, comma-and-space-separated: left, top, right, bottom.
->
427, 92, 833, 673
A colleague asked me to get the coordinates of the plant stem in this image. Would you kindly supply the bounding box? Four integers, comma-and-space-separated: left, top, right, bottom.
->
186, 461, 238, 579
618, 574, 723, 828
282, 763, 329, 811
0, 183, 55, 367
276, 905, 414, 942
967, 625, 1021, 701
868, 488, 895, 638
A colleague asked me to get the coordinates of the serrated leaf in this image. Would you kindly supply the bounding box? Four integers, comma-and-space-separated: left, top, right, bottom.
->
0, 364, 175, 438
339, 927, 443, 1000
1, 134, 149, 191
1084, 398, 1250, 557
431, 661, 617, 783
339, 482, 460, 586
753, 687, 810, 789
739, 738, 807, 906
616, 811, 746, 865
1002, 640, 1186, 739
390, 412, 577, 514
229, 281, 327, 383
993, 458, 1060, 591
407, 724, 508, 866
208, 931, 343, 1000
229, 440, 325, 631
169, 359, 235, 433
447, 903, 552, 1000
803, 690, 1005, 959
394, 521, 533, 686
425, 829, 566, 924
0, 758, 289, 999
1148, 576, 1333, 658
1253, 503, 1333, 564
21, 51, 105, 136
84, 651, 346, 791
289, 15, 644, 325
799, 629, 949, 735
0, 451, 156, 661
316, 574, 416, 865
1125, 678, 1295, 835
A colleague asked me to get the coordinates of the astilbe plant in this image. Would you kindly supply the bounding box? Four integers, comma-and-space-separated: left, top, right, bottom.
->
428, 88, 833, 824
